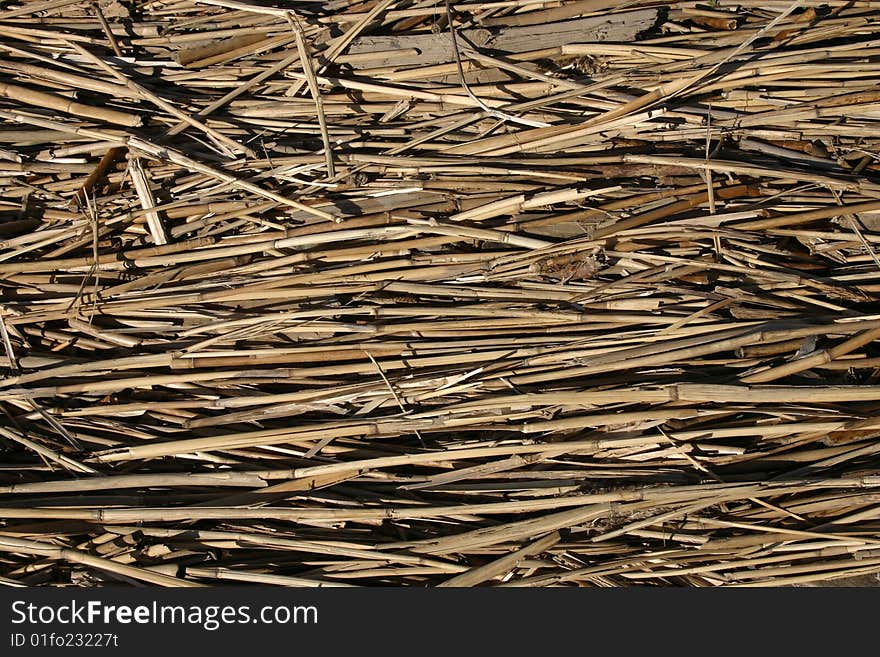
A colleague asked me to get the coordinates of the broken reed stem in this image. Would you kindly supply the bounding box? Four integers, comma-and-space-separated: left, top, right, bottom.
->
289, 14, 336, 178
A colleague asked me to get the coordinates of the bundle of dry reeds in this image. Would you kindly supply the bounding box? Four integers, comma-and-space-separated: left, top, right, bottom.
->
1, 0, 880, 587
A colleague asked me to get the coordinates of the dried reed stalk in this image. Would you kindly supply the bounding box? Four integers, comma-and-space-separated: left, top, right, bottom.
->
0, 0, 880, 588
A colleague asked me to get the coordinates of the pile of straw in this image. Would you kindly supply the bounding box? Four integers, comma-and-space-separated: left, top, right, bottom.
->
2, 0, 880, 587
